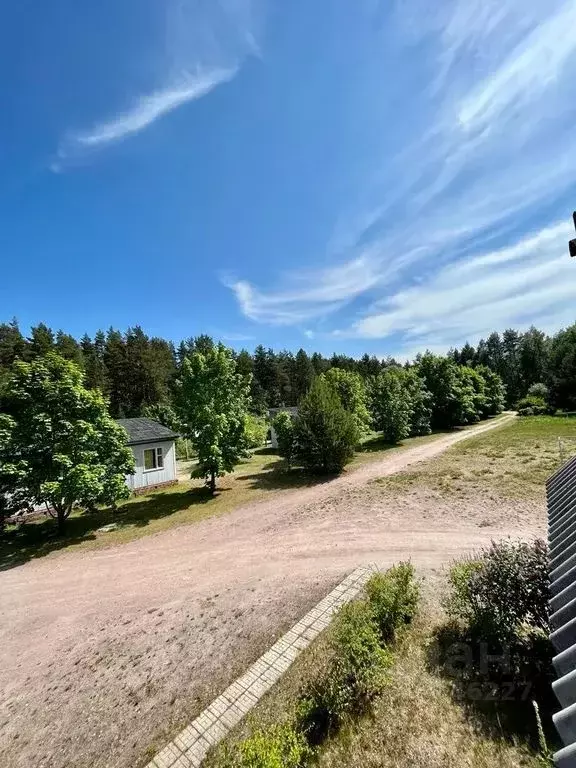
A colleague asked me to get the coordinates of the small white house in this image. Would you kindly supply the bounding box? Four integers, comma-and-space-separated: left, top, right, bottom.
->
117, 417, 179, 493
268, 407, 298, 449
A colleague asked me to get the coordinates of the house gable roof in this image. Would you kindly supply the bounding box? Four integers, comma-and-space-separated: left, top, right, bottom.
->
116, 417, 179, 446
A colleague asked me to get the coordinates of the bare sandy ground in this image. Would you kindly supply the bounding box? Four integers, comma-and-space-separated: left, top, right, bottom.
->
0, 415, 545, 768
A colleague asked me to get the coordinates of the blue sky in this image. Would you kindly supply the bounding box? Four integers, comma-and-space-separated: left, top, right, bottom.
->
1, 0, 575, 359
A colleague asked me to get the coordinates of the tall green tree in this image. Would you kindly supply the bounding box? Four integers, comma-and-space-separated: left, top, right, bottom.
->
0, 353, 134, 532
548, 324, 576, 411
417, 353, 464, 429
403, 368, 432, 436
176, 344, 251, 493
323, 368, 371, 435
293, 348, 315, 401
476, 365, 506, 416
27, 323, 54, 358
518, 327, 549, 394
104, 328, 130, 417
369, 368, 412, 443
0, 318, 26, 369
55, 330, 84, 367
253, 345, 281, 408
293, 377, 359, 474
81, 331, 108, 392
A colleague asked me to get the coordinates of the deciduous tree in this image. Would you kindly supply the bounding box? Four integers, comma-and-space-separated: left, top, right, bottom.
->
0, 353, 134, 533
323, 368, 371, 435
176, 344, 251, 493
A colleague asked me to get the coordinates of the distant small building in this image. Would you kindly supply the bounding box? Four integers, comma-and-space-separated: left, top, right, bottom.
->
268, 407, 298, 449
117, 417, 179, 493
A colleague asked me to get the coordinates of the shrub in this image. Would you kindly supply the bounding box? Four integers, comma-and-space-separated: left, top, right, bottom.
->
299, 600, 391, 738
445, 539, 549, 644
516, 395, 547, 416
527, 382, 549, 401
293, 378, 359, 474
245, 414, 268, 449
235, 722, 310, 768
272, 411, 296, 468
365, 563, 420, 643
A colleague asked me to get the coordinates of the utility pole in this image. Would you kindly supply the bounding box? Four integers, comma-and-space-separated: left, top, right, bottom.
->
570, 211, 576, 257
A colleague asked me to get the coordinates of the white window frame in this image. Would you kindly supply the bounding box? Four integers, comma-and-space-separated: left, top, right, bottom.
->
143, 446, 164, 472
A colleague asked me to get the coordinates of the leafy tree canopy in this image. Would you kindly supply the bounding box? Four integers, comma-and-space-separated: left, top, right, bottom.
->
0, 353, 134, 532
176, 344, 251, 492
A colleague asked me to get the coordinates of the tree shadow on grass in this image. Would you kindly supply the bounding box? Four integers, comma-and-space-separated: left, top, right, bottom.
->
0, 486, 216, 572
237, 460, 337, 492
426, 622, 560, 755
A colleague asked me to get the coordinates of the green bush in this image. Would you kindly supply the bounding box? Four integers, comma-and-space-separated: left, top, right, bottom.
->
245, 414, 269, 449
516, 395, 547, 416
365, 563, 420, 643
299, 600, 391, 740
272, 411, 296, 468
234, 722, 310, 768
445, 539, 549, 644
527, 382, 549, 401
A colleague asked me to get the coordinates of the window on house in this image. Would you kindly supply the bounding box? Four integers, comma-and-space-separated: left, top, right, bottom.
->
143, 447, 164, 471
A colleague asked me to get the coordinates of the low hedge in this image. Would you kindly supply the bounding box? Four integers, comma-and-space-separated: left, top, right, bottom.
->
218, 564, 420, 767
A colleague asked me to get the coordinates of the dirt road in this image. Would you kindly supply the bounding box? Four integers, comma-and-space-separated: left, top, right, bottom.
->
0, 415, 543, 768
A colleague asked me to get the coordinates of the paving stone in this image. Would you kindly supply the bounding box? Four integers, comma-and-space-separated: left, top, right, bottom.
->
146, 566, 370, 768
172, 756, 192, 768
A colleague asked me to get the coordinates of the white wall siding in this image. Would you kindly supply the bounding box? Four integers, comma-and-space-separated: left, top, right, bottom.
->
126, 440, 177, 491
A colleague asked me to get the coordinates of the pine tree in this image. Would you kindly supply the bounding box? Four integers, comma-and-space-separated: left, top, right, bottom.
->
55, 330, 84, 367
28, 323, 54, 358
293, 377, 359, 474
292, 349, 315, 402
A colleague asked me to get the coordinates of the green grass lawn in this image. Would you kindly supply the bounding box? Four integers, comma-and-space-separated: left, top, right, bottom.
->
374, 414, 576, 502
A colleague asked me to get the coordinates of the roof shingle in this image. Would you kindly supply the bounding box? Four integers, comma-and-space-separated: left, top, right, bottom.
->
116, 417, 179, 446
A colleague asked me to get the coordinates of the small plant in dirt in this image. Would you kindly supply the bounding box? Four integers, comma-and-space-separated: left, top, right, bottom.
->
365, 563, 420, 643
232, 722, 310, 768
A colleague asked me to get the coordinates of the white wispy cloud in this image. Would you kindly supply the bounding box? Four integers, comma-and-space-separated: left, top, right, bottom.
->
73, 69, 236, 148
227, 0, 576, 346
351, 221, 573, 346
55, 0, 259, 166
224, 256, 382, 325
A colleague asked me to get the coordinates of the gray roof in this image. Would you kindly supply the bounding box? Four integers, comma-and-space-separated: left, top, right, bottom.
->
547, 454, 576, 766
116, 417, 179, 446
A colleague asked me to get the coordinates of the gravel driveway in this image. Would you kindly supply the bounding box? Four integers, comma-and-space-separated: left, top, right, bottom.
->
0, 415, 543, 768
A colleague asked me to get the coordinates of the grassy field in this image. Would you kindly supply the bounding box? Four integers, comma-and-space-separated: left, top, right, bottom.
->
0, 427, 455, 570
373, 415, 576, 503
206, 606, 548, 768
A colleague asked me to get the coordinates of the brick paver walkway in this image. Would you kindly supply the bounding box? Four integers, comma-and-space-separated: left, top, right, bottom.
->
144, 565, 373, 768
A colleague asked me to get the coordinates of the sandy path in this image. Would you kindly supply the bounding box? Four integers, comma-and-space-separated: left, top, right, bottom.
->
0, 415, 542, 768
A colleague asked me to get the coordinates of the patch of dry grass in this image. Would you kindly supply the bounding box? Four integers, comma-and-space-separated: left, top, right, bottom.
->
206, 603, 546, 768
317, 613, 546, 768
373, 416, 576, 503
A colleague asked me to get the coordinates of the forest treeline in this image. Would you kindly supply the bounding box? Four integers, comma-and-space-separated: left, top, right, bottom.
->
1, 319, 575, 417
